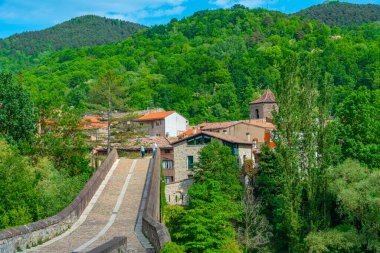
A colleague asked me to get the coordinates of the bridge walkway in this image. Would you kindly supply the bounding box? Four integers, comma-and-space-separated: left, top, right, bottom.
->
27, 158, 150, 253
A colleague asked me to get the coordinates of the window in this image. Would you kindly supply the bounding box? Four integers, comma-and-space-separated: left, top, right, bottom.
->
156, 133, 160, 136
223, 141, 239, 157
256, 109, 260, 119
187, 134, 211, 145
165, 176, 173, 183
164, 149, 171, 154
162, 160, 173, 169
187, 156, 194, 170
139, 123, 144, 126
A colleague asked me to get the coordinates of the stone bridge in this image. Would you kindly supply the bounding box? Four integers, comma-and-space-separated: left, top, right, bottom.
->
0, 149, 170, 253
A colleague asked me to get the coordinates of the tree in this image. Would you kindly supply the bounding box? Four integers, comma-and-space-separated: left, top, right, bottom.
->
0, 72, 36, 142
336, 87, 380, 169
88, 70, 128, 153
239, 186, 273, 253
0, 140, 37, 228
35, 106, 91, 176
305, 159, 380, 252
270, 54, 338, 251
167, 141, 243, 252
272, 55, 303, 251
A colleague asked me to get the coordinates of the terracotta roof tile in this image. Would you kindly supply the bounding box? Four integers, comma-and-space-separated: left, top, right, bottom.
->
172, 131, 252, 145
250, 87, 276, 104
133, 111, 176, 121
178, 128, 201, 138
201, 121, 240, 130
242, 119, 276, 130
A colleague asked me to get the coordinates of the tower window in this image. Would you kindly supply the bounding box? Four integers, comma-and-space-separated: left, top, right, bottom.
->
256, 109, 260, 119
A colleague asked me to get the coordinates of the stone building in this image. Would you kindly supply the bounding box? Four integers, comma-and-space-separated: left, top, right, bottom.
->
249, 87, 278, 120
201, 120, 275, 148
170, 131, 253, 182
165, 131, 253, 205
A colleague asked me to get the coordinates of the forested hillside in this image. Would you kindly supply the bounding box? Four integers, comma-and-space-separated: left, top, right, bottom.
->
0, 15, 145, 72
0, 4, 379, 251
20, 6, 380, 124
295, 2, 380, 26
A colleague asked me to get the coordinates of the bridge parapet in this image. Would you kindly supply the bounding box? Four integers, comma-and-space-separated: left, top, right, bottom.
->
0, 149, 119, 253
142, 149, 171, 252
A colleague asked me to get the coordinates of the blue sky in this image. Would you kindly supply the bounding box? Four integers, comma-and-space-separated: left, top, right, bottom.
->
0, 0, 379, 38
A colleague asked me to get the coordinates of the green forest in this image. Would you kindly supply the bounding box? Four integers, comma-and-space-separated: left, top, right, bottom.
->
0, 73, 93, 229
0, 2, 379, 252
295, 2, 380, 26
0, 15, 145, 72
9, 5, 379, 125
163, 53, 379, 252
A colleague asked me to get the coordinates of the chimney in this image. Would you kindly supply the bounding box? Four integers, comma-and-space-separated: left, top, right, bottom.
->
192, 127, 197, 135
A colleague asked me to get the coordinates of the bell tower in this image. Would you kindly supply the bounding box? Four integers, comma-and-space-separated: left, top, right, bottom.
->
250, 87, 278, 120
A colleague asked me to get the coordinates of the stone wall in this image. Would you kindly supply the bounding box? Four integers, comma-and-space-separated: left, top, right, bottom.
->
165, 179, 194, 205
238, 144, 254, 166
86, 237, 127, 253
250, 102, 278, 120
150, 119, 165, 137
173, 143, 203, 181
142, 149, 171, 252
0, 149, 119, 253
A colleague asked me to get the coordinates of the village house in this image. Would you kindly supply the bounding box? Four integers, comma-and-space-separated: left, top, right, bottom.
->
82, 116, 109, 141
201, 120, 275, 148
165, 87, 278, 205
165, 131, 253, 205
133, 111, 188, 137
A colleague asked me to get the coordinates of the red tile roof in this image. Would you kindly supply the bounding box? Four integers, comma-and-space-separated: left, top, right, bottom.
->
250, 87, 276, 104
201, 121, 240, 130
82, 116, 108, 130
133, 111, 176, 122
178, 128, 201, 138
242, 119, 275, 130
171, 131, 252, 145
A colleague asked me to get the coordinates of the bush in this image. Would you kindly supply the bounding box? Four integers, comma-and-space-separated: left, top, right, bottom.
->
161, 242, 185, 253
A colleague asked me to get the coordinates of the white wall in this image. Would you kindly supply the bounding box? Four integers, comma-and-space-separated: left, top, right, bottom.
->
164, 112, 188, 137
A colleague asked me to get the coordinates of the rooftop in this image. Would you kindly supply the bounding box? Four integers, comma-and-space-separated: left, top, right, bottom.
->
133, 111, 176, 122
250, 87, 276, 104
242, 119, 276, 130
171, 131, 253, 145
200, 121, 240, 130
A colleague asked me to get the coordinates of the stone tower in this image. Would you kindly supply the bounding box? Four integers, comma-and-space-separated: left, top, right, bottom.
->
249, 87, 278, 120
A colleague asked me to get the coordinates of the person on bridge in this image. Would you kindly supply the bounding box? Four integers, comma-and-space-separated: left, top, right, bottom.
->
141, 145, 145, 158
152, 142, 158, 158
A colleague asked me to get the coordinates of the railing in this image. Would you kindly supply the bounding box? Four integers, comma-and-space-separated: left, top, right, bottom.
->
0, 149, 119, 253
142, 149, 171, 252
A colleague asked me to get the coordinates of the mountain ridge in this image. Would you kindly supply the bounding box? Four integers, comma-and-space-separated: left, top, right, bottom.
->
0, 15, 146, 54
294, 2, 380, 27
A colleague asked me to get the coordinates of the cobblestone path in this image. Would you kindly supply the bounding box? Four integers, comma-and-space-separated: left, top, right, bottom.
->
27, 158, 150, 253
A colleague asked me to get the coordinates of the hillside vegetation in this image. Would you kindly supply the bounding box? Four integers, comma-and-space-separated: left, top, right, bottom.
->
0, 15, 145, 71
295, 2, 380, 26
20, 6, 380, 124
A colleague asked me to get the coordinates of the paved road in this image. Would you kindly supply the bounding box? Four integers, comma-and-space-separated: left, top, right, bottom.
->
28, 158, 150, 253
